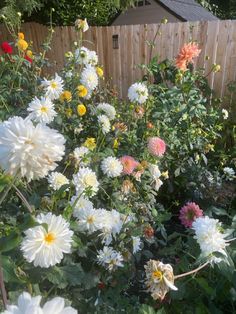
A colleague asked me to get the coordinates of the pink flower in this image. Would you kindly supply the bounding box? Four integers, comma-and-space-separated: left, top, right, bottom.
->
179, 202, 203, 228
148, 137, 166, 157
175, 42, 201, 71
120, 155, 139, 175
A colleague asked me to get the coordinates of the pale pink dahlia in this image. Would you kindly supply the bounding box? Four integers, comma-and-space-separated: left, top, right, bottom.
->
179, 202, 203, 228
120, 155, 139, 175
148, 137, 166, 157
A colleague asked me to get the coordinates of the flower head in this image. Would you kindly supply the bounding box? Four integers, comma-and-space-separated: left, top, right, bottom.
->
175, 42, 201, 71
148, 137, 166, 157
75, 18, 89, 32
222, 109, 229, 120
80, 65, 98, 91
48, 172, 69, 190
77, 104, 87, 116
73, 167, 99, 197
17, 39, 28, 51
77, 85, 88, 98
75, 207, 102, 234
97, 246, 124, 272
98, 114, 111, 134
192, 216, 228, 264
97, 103, 116, 120
0, 117, 65, 181
27, 97, 57, 124
96, 66, 104, 77
84, 137, 96, 150
1, 41, 13, 54
41, 74, 64, 100
223, 167, 235, 181
179, 202, 203, 228
101, 156, 123, 178
145, 260, 177, 300
60, 90, 72, 102
128, 82, 148, 104
132, 236, 142, 254
120, 155, 139, 175
71, 195, 93, 218
41, 296, 77, 314
73, 146, 89, 165
21, 213, 73, 268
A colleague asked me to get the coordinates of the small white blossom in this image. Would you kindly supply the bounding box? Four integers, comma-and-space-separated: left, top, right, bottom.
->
76, 207, 102, 233
80, 65, 98, 91
73, 146, 89, 165
128, 82, 148, 104
71, 195, 94, 218
222, 109, 229, 120
27, 97, 57, 124
97, 246, 124, 271
41, 73, 64, 100
132, 236, 142, 254
98, 114, 111, 134
101, 156, 123, 178
97, 103, 116, 120
48, 172, 69, 190
223, 167, 235, 181
73, 167, 99, 197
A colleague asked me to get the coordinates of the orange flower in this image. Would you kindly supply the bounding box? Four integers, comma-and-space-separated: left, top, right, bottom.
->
175, 42, 201, 71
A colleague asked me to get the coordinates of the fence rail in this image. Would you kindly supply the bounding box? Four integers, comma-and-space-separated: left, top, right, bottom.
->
1, 21, 236, 98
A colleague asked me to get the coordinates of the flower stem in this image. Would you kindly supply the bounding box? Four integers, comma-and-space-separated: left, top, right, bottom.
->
12, 184, 33, 213
174, 261, 209, 280
0, 257, 8, 309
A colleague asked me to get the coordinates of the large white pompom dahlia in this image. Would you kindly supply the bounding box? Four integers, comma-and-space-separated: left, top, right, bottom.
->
101, 156, 123, 178
128, 82, 148, 104
0, 116, 65, 181
21, 213, 73, 268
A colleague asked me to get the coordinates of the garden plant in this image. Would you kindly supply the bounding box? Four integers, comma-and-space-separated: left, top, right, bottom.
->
0, 15, 236, 314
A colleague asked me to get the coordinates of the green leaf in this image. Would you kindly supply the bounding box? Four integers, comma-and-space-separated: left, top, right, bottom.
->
0, 232, 21, 253
1, 255, 22, 283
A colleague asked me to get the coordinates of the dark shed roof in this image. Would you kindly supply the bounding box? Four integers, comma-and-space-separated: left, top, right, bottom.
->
157, 0, 218, 21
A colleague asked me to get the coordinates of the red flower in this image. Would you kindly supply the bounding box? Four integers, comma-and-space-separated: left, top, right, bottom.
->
1, 42, 13, 54
24, 55, 32, 63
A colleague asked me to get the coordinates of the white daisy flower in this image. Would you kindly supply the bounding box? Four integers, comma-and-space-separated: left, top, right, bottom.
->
73, 167, 99, 197
222, 108, 229, 120
2, 291, 42, 314
223, 167, 235, 181
80, 65, 98, 91
101, 156, 123, 178
75, 46, 90, 65
192, 216, 228, 264
76, 207, 102, 234
97, 103, 116, 120
21, 213, 73, 268
48, 172, 69, 190
128, 82, 148, 104
71, 195, 94, 218
132, 236, 142, 254
42, 296, 77, 314
97, 246, 124, 272
98, 114, 111, 134
0, 116, 65, 181
27, 97, 57, 124
41, 73, 64, 100
73, 146, 89, 165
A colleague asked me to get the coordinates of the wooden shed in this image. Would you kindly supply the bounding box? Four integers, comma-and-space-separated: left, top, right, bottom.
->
112, 0, 218, 25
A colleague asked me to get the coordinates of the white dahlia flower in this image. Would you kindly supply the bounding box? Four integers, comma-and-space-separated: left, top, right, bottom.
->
97, 246, 124, 272
73, 146, 89, 165
27, 96, 57, 124
128, 82, 148, 104
71, 195, 94, 218
223, 167, 235, 181
80, 65, 98, 91
76, 207, 103, 234
75, 46, 90, 64
48, 172, 69, 190
0, 117, 65, 181
101, 156, 123, 177
2, 292, 42, 314
2, 292, 77, 314
73, 167, 99, 197
98, 114, 111, 134
21, 213, 73, 268
222, 108, 229, 120
97, 103, 116, 120
41, 296, 77, 314
41, 73, 64, 100
192, 216, 228, 263
132, 236, 142, 254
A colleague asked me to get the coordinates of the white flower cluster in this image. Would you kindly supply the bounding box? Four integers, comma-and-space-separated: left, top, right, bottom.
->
97, 103, 116, 120
128, 82, 148, 104
101, 156, 123, 178
0, 117, 65, 181
192, 216, 228, 264
21, 213, 73, 268
75, 46, 98, 66
97, 246, 124, 272
2, 292, 77, 314
149, 164, 163, 191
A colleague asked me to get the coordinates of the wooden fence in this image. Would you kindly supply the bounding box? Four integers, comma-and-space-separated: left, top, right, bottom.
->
1, 21, 236, 98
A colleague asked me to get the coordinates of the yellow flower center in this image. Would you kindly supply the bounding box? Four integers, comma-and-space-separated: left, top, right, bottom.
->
152, 270, 163, 280
50, 81, 58, 89
87, 216, 95, 224
40, 106, 48, 113
84, 175, 96, 186
44, 232, 56, 244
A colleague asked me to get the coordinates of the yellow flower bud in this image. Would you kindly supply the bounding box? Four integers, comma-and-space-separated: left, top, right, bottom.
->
65, 108, 73, 118
77, 104, 87, 116
161, 18, 168, 24
18, 32, 24, 40
84, 137, 96, 150
96, 66, 104, 77
26, 50, 33, 58
113, 138, 119, 149
77, 85, 88, 98
213, 64, 221, 72
161, 170, 169, 180
60, 90, 72, 102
